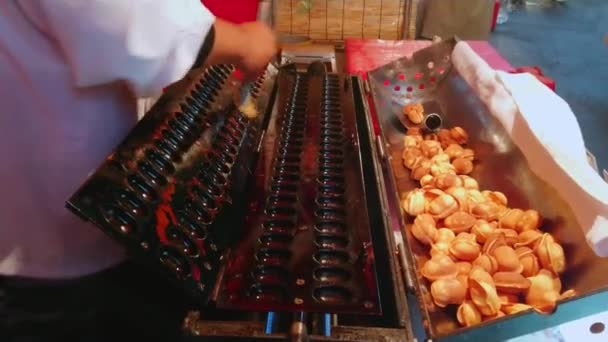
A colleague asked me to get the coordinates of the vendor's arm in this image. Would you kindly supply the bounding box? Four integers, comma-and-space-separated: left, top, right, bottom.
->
37, 0, 275, 97
199, 19, 276, 79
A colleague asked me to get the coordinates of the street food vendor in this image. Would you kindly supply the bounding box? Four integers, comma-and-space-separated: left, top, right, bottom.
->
0, 0, 276, 340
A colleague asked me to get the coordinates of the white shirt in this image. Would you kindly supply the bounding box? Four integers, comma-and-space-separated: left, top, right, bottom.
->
0, 0, 214, 278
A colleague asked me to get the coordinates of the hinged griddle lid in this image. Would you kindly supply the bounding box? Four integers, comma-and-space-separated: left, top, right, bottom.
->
67, 64, 278, 304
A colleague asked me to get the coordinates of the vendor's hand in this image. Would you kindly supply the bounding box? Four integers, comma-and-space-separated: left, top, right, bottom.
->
236, 22, 277, 79
206, 20, 277, 79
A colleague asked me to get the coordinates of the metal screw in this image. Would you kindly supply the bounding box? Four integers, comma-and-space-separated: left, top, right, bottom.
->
140, 242, 149, 249
296, 278, 305, 286
294, 298, 304, 305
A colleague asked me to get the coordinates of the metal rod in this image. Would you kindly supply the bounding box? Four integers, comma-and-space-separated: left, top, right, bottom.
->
398, 242, 416, 291
265, 312, 276, 334
289, 312, 309, 342
209, 250, 230, 302
310, 313, 321, 335
323, 313, 332, 337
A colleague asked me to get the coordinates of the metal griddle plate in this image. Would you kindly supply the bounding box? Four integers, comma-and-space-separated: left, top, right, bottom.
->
67, 64, 279, 305
216, 63, 381, 315
367, 39, 608, 340
67, 61, 382, 315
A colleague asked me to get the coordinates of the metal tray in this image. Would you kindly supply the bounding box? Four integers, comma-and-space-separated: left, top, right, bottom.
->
367, 38, 608, 341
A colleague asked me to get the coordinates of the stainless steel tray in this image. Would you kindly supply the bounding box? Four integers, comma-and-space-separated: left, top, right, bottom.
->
366, 38, 608, 341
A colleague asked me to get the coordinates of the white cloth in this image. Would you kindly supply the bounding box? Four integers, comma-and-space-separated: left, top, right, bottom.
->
0, 0, 214, 278
452, 41, 608, 257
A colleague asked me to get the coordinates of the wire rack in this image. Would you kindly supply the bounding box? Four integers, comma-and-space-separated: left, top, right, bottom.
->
274, 0, 414, 41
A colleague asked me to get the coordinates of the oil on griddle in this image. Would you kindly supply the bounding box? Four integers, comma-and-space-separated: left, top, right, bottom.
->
217, 64, 381, 314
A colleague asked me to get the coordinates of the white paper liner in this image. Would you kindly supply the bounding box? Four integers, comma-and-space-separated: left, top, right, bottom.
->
451, 42, 608, 257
